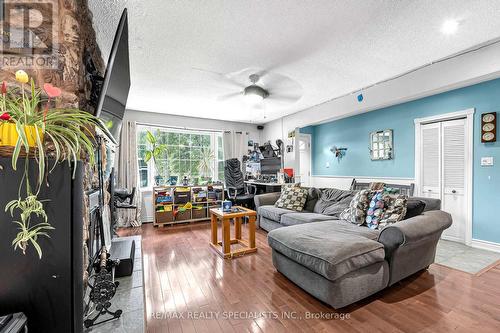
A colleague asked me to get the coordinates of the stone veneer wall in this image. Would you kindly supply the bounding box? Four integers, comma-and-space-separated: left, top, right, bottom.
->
0, 0, 105, 282
0, 0, 104, 109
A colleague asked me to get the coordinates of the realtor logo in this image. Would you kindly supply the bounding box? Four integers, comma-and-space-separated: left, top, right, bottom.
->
0, 0, 58, 69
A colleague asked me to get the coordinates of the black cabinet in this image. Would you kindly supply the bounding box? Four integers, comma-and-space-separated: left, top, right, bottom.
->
0, 157, 84, 333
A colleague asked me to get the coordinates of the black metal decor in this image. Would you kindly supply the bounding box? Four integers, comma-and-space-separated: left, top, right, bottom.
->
83, 136, 122, 329
83, 247, 121, 328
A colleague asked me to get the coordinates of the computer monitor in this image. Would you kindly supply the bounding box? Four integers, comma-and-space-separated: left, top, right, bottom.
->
260, 158, 281, 175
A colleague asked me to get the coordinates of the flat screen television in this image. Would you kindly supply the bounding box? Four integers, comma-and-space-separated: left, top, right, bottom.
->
94, 8, 130, 143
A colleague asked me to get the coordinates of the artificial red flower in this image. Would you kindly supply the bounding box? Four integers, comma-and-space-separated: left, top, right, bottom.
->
0, 112, 11, 121
43, 83, 62, 98
1, 81, 6, 95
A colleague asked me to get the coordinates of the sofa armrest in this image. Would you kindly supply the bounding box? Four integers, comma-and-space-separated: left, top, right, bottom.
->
378, 210, 452, 249
254, 192, 281, 210
377, 210, 452, 285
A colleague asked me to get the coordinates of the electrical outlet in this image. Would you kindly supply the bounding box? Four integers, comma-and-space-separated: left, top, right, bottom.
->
481, 157, 494, 166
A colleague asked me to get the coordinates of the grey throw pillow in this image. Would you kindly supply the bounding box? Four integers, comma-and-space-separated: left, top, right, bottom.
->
303, 187, 320, 212
313, 188, 354, 214
339, 189, 373, 225
322, 195, 354, 217
274, 186, 308, 211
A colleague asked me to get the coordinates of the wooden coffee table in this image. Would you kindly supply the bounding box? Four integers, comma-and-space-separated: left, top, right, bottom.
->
209, 206, 257, 259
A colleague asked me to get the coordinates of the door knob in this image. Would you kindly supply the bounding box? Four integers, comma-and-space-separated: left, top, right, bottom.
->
452, 190, 456, 194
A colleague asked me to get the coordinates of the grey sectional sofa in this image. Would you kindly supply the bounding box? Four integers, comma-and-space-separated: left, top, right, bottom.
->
255, 188, 452, 308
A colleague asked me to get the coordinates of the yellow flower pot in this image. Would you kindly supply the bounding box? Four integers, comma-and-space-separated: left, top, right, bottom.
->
0, 123, 43, 147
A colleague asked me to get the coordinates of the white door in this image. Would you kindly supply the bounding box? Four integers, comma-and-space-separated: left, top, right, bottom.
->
419, 118, 468, 243
298, 134, 311, 187
441, 119, 467, 242
420, 123, 441, 200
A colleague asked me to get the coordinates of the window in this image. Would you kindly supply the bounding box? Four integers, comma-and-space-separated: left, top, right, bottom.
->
137, 126, 224, 188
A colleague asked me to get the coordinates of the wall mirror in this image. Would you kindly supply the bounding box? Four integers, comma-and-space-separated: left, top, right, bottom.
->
370, 129, 393, 160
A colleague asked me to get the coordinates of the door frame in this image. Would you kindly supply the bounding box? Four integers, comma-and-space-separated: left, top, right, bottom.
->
295, 132, 312, 186
414, 108, 474, 245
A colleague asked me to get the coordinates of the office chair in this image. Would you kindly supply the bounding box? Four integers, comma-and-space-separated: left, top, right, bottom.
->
224, 158, 257, 209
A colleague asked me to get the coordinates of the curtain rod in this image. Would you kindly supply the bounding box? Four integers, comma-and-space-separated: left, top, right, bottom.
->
135, 121, 225, 134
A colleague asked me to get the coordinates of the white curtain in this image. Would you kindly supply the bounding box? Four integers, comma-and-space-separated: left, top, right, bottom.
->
234, 131, 248, 169
223, 131, 234, 159
117, 121, 142, 227
223, 131, 249, 169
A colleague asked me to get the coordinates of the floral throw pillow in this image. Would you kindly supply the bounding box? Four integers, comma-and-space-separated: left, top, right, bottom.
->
378, 193, 408, 228
366, 190, 385, 229
274, 186, 308, 211
340, 189, 372, 225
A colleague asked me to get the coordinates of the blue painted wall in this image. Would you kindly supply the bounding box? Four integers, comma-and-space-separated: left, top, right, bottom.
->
307, 78, 500, 243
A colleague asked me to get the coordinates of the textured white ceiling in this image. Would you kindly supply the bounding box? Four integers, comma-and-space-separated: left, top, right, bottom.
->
89, 0, 500, 124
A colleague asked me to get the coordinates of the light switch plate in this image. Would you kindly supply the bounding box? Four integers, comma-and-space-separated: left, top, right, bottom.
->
481, 157, 494, 166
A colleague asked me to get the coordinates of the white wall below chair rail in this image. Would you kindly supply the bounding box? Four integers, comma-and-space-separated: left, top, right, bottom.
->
140, 190, 154, 223
310, 176, 415, 190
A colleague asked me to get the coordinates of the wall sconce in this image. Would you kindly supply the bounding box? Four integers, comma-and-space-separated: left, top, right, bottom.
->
330, 146, 347, 162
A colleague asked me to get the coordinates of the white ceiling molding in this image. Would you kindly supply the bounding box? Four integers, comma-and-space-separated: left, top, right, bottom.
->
89, 0, 500, 124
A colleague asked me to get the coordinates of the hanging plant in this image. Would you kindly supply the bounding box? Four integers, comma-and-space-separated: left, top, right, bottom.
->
0, 70, 102, 258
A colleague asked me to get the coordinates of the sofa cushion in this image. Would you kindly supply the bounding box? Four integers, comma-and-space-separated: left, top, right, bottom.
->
304, 188, 320, 212
339, 189, 373, 225
281, 212, 334, 226
322, 195, 354, 217
313, 188, 355, 215
258, 205, 295, 222
275, 185, 308, 212
268, 221, 384, 281
404, 198, 426, 219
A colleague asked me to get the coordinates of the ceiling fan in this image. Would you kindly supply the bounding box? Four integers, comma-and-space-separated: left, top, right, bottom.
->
193, 67, 303, 107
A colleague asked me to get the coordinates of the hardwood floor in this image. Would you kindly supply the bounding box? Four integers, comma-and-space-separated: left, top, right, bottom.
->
119, 222, 500, 333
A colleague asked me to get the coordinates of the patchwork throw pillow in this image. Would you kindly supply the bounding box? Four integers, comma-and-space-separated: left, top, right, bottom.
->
378, 193, 408, 228
369, 182, 385, 191
339, 189, 372, 225
366, 190, 385, 229
274, 186, 308, 211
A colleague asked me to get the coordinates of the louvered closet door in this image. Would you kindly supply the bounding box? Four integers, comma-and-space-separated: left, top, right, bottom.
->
441, 119, 467, 242
421, 123, 441, 199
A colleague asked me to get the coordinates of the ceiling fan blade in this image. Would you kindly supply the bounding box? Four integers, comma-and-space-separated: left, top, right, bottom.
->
216, 91, 242, 102
266, 93, 302, 104
192, 67, 246, 89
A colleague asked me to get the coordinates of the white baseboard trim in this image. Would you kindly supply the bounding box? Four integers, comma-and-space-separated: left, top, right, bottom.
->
471, 239, 500, 253
441, 235, 464, 243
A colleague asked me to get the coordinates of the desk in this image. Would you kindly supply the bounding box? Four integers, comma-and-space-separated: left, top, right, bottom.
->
245, 181, 297, 194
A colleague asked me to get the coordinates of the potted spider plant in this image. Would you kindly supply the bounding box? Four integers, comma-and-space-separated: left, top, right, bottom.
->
0, 70, 102, 258
143, 130, 168, 185
198, 147, 214, 185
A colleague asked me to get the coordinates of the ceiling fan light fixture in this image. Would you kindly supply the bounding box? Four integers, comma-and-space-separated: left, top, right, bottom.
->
244, 84, 269, 104
244, 92, 264, 105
